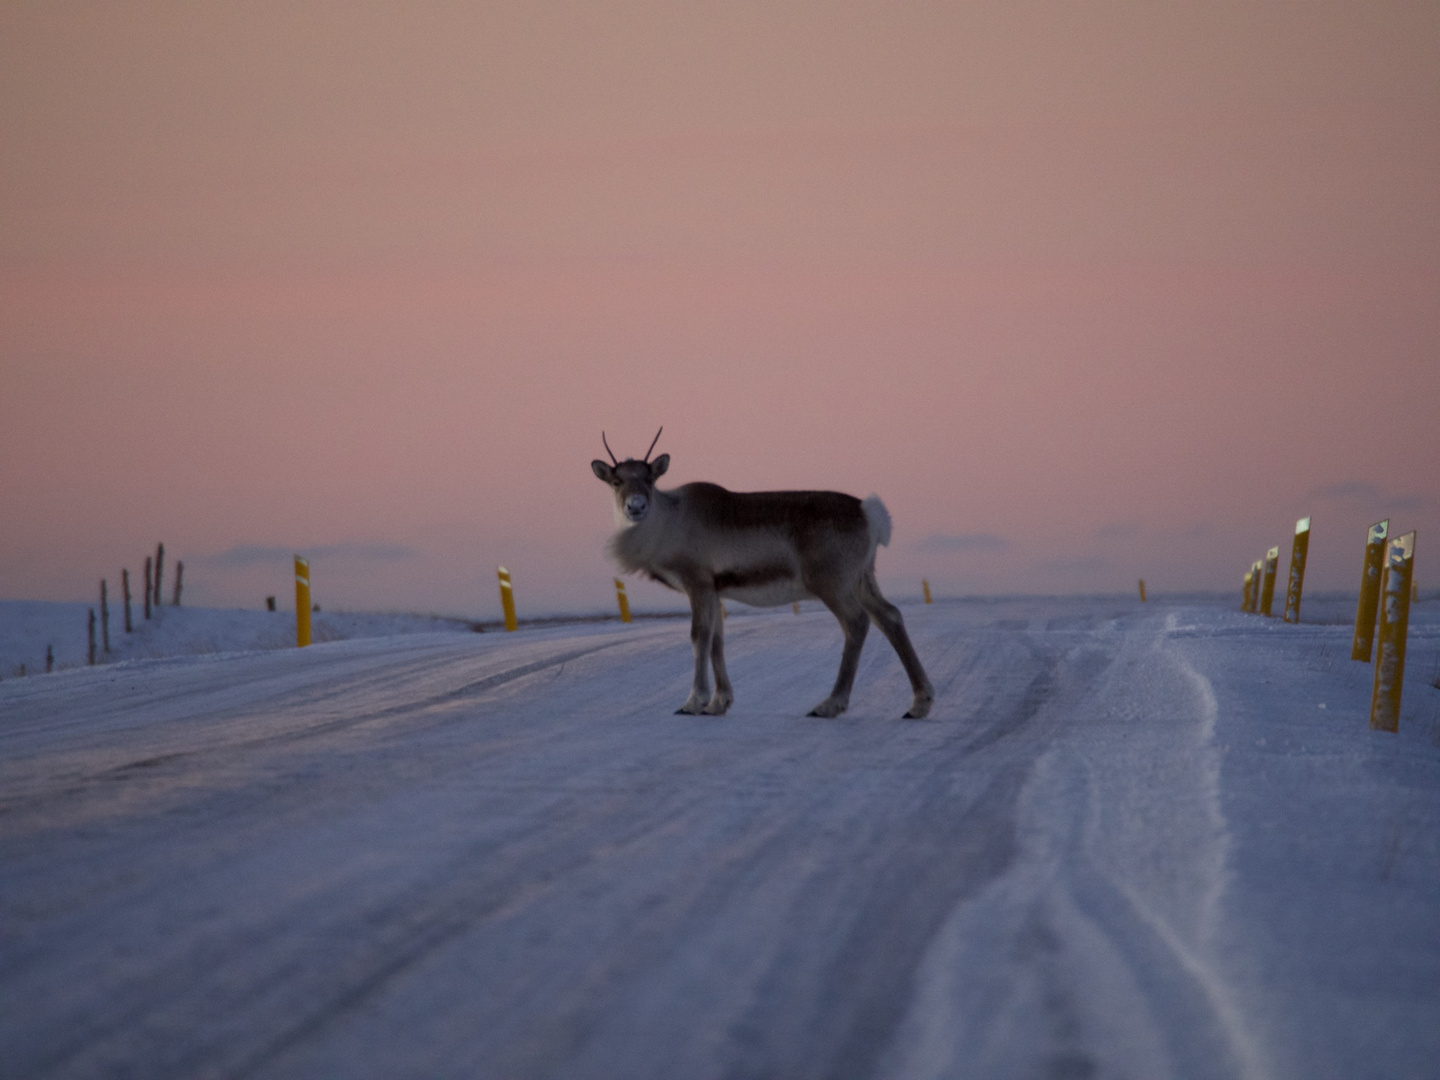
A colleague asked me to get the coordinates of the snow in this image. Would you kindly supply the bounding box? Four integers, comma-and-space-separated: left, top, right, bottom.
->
1, 594, 1437, 1079
0, 600, 486, 677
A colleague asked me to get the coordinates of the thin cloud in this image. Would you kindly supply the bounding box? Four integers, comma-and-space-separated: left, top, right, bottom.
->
1308, 480, 1383, 502
915, 532, 1012, 553
1306, 480, 1427, 512
206, 542, 421, 567
1037, 556, 1110, 574
1093, 520, 1142, 541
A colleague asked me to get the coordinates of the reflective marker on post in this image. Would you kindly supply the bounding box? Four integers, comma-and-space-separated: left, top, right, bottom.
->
497, 567, 517, 632
1370, 531, 1416, 733
1260, 546, 1280, 617
1351, 519, 1389, 661
922, 579, 932, 604
614, 578, 632, 623
1281, 517, 1311, 624
295, 556, 312, 648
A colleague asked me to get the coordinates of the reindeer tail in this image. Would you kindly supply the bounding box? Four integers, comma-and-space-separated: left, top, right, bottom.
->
862, 495, 893, 549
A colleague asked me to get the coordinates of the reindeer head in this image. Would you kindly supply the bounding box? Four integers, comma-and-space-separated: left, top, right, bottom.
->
591, 428, 669, 523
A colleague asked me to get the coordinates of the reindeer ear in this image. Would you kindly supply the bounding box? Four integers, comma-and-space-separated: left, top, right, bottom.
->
591, 460, 615, 483
650, 453, 669, 478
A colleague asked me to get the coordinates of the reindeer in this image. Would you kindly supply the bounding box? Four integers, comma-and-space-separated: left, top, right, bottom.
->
591, 429, 934, 719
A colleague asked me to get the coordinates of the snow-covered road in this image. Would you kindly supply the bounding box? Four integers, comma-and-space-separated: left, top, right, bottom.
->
2, 598, 1437, 1079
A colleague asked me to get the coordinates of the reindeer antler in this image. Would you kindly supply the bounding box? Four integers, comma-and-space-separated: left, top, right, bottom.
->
601, 431, 618, 465
643, 426, 664, 462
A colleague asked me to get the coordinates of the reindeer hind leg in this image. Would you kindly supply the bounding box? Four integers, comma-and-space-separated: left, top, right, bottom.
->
856, 571, 934, 718
809, 591, 870, 718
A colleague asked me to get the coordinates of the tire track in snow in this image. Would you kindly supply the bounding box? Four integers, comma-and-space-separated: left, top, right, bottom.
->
1060, 640, 1268, 1080
883, 614, 1269, 1080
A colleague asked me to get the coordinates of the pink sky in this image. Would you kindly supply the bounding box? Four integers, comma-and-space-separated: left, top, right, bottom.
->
3, 2, 1437, 618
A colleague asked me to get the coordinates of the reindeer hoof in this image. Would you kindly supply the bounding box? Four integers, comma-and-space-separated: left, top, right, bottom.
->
807, 697, 847, 718
702, 694, 732, 715
903, 689, 935, 719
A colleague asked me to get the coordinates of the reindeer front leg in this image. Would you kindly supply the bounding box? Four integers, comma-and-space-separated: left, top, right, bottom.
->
676, 585, 720, 714
706, 599, 734, 714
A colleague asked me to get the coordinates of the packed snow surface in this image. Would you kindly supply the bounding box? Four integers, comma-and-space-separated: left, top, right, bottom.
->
2, 595, 1437, 1079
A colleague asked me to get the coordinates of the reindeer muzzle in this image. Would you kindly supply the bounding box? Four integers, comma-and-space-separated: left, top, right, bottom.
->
624, 494, 649, 521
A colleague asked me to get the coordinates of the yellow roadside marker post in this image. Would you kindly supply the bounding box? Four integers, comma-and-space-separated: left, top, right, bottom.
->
1248, 560, 1263, 612
792, 602, 801, 614
1370, 532, 1417, 732
295, 556, 312, 647
1138, 579, 1147, 603
1281, 517, 1311, 623
497, 566, 518, 632
1260, 546, 1280, 617
922, 579, 932, 604
1351, 519, 1389, 661
1242, 569, 1254, 612
614, 578, 632, 623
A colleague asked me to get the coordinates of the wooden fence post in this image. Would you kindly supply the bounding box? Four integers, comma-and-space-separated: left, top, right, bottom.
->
173, 561, 184, 606
88, 609, 96, 665
1281, 517, 1311, 623
153, 543, 165, 607
123, 569, 133, 632
1260, 546, 1280, 616
100, 580, 110, 652
922, 579, 933, 604
1370, 531, 1416, 732
1351, 519, 1389, 661
1138, 579, 1147, 602
497, 567, 517, 632
144, 557, 152, 620
295, 556, 312, 647
46, 645, 53, 673
1246, 560, 1263, 612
